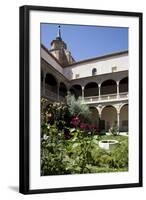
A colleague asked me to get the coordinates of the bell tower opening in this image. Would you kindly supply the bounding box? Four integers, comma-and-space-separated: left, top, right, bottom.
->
49, 25, 75, 67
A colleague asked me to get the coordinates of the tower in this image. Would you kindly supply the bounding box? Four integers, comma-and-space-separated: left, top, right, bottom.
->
49, 25, 75, 67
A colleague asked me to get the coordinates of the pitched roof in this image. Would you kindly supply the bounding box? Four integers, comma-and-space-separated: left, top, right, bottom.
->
41, 44, 128, 68
65, 50, 128, 67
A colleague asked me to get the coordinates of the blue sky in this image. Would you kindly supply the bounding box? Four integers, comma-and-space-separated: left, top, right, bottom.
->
41, 23, 128, 62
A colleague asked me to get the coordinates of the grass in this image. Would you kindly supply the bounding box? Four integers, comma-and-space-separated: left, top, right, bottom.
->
93, 134, 128, 173
41, 132, 128, 175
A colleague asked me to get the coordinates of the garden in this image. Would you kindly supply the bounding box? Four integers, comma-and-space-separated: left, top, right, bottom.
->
41, 94, 128, 176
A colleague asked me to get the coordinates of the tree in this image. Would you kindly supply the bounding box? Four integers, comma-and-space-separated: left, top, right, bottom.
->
66, 93, 91, 120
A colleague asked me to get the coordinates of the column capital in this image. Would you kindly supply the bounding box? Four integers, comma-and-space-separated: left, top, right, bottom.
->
96, 106, 102, 117
116, 80, 120, 85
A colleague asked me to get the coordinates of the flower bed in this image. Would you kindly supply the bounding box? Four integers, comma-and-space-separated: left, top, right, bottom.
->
41, 97, 128, 176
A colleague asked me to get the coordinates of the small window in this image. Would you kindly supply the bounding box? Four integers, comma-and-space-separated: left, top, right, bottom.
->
75, 74, 80, 79
92, 68, 97, 76
112, 66, 117, 72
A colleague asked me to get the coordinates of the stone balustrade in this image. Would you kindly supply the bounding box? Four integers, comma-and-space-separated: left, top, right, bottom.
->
83, 92, 128, 103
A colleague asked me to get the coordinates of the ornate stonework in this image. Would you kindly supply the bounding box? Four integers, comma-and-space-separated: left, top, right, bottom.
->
49, 26, 75, 67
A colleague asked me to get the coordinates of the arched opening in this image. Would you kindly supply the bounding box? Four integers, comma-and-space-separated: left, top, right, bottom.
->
69, 84, 82, 98
89, 107, 99, 127
45, 73, 57, 93
120, 104, 128, 132
119, 77, 128, 93
69, 88, 76, 96
92, 68, 97, 76
101, 106, 117, 132
101, 79, 117, 95
84, 82, 98, 97
59, 82, 67, 98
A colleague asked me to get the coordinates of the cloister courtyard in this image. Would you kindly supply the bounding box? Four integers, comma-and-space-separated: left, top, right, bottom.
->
40, 25, 129, 175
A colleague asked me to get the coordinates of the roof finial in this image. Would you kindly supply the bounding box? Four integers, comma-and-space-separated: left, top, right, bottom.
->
57, 25, 62, 40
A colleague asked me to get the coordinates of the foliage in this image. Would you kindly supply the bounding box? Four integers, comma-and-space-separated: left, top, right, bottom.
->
66, 93, 91, 121
41, 98, 128, 176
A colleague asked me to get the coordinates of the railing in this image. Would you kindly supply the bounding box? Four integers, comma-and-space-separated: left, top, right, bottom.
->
119, 92, 128, 99
43, 88, 65, 102
42, 86, 128, 104
45, 89, 57, 101
84, 92, 128, 103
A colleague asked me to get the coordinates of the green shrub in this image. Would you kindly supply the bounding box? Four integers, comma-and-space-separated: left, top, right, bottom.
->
66, 93, 91, 121
41, 98, 128, 175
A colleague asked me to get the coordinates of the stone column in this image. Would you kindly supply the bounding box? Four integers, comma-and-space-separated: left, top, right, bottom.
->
82, 86, 84, 101
98, 107, 102, 132
98, 110, 102, 119
117, 111, 120, 134
117, 81, 119, 99
98, 84, 101, 100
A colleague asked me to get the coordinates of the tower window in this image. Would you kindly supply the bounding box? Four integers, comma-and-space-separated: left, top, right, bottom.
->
92, 68, 97, 76
112, 66, 117, 72
75, 74, 80, 79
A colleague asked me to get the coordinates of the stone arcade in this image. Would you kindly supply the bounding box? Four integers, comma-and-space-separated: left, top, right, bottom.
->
41, 26, 128, 133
